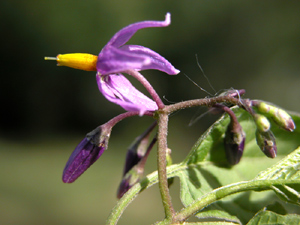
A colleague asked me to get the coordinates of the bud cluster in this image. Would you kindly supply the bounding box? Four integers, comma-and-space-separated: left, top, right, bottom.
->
252, 100, 295, 132
213, 91, 295, 165
249, 101, 295, 159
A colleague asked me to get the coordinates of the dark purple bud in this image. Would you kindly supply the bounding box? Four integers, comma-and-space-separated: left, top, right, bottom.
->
255, 129, 277, 158
62, 125, 111, 183
224, 119, 246, 165
213, 104, 246, 165
117, 137, 157, 198
122, 122, 156, 176
117, 170, 140, 199
117, 123, 157, 198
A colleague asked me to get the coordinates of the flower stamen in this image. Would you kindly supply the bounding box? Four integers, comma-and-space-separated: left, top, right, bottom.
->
45, 53, 98, 71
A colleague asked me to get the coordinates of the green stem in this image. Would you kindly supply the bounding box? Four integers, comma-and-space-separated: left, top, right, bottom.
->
106, 184, 140, 225
106, 164, 181, 225
157, 112, 175, 221
173, 179, 289, 222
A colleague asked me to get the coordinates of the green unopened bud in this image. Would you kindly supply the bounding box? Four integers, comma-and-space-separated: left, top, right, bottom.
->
254, 101, 271, 113
272, 108, 295, 131
255, 129, 277, 158
253, 101, 295, 132
254, 114, 271, 132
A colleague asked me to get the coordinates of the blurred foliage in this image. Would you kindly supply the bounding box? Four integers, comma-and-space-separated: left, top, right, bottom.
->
1, 1, 300, 224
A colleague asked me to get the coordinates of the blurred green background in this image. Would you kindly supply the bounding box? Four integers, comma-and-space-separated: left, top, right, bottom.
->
1, 1, 300, 224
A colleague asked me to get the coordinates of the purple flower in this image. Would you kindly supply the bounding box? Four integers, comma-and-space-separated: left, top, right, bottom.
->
96, 13, 179, 115
62, 126, 111, 183
45, 13, 179, 115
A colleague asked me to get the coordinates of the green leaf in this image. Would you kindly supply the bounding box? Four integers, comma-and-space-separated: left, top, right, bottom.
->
246, 210, 300, 225
255, 147, 300, 180
177, 107, 300, 223
254, 147, 300, 205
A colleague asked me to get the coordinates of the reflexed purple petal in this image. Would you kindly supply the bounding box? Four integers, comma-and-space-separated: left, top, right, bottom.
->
121, 45, 179, 75
97, 45, 179, 75
96, 73, 158, 115
106, 13, 170, 48
62, 137, 105, 183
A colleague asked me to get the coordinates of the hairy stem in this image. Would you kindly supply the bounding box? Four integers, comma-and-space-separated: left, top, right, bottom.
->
157, 111, 175, 221
165, 95, 243, 114
105, 111, 154, 128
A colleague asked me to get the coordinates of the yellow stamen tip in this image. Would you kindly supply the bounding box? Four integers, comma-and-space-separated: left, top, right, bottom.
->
44, 56, 58, 61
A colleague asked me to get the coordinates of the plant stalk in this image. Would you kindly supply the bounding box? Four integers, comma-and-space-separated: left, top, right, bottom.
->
125, 69, 165, 109
157, 111, 175, 221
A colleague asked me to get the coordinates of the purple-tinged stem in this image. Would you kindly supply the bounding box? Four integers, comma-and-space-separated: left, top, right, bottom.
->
105, 111, 154, 128
213, 103, 239, 127
125, 69, 165, 109
165, 95, 243, 114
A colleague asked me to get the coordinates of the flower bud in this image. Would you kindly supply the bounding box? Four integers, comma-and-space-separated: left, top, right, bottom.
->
117, 123, 157, 198
254, 114, 271, 132
255, 129, 277, 158
253, 101, 295, 132
224, 119, 246, 165
122, 123, 156, 176
62, 125, 111, 183
117, 167, 141, 199
273, 108, 296, 131
117, 136, 156, 198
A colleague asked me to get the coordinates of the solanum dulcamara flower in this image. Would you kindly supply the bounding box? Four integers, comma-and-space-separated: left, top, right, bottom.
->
45, 13, 179, 115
